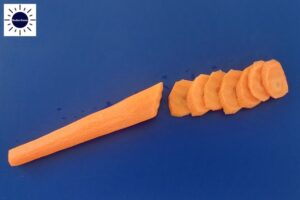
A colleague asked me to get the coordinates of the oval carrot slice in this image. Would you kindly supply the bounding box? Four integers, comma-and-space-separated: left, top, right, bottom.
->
169, 79, 192, 117
219, 70, 242, 114
204, 70, 225, 110
248, 61, 270, 101
187, 74, 209, 116
236, 66, 261, 108
262, 59, 288, 99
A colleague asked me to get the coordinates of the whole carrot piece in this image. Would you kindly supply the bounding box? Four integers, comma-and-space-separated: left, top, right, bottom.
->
8, 82, 163, 166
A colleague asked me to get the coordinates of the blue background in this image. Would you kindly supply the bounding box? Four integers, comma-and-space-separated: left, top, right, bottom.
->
0, 0, 299, 199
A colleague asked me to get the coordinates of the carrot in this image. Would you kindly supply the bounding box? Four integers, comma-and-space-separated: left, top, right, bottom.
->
219, 70, 242, 114
186, 74, 209, 116
262, 59, 288, 99
204, 70, 225, 110
168, 79, 192, 117
236, 66, 261, 108
248, 61, 270, 101
8, 82, 163, 166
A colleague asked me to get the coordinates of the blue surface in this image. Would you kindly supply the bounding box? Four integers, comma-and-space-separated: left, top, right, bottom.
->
1, 0, 300, 199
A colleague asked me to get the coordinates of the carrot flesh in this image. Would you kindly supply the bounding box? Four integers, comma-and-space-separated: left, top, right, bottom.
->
236, 66, 261, 108
219, 70, 242, 114
262, 59, 288, 99
248, 61, 270, 101
168, 80, 192, 117
8, 82, 163, 166
186, 74, 209, 116
204, 70, 225, 110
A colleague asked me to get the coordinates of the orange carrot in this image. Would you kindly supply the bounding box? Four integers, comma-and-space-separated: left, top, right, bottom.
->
219, 70, 242, 114
168, 80, 192, 117
186, 74, 209, 116
236, 66, 261, 108
204, 70, 225, 110
262, 59, 288, 99
248, 61, 270, 101
8, 82, 163, 166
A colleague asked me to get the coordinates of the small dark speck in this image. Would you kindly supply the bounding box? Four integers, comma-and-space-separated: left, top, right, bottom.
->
15, 139, 19, 143
211, 66, 217, 70
185, 69, 190, 73
81, 110, 85, 113
106, 101, 112, 107
73, 115, 78, 119
56, 107, 62, 111
191, 73, 196, 79
61, 117, 67, 120
161, 75, 168, 80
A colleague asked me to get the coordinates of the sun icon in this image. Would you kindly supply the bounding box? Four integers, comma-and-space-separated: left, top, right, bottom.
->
4, 4, 36, 37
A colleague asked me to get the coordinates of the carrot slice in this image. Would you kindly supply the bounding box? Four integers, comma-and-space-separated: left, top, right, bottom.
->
168, 79, 192, 117
219, 70, 242, 114
236, 66, 261, 108
8, 82, 163, 166
262, 59, 288, 99
204, 70, 225, 110
248, 61, 270, 101
187, 74, 209, 116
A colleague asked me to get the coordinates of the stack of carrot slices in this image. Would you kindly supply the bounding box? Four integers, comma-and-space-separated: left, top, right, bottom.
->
168, 59, 289, 117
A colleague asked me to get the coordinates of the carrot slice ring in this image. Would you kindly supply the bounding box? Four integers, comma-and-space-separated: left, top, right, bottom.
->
262, 60, 288, 99
169, 79, 192, 117
236, 66, 261, 108
248, 61, 270, 101
219, 70, 242, 114
187, 74, 209, 116
204, 70, 225, 110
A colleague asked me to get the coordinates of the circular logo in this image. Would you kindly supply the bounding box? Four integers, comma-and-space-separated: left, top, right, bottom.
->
12, 12, 28, 28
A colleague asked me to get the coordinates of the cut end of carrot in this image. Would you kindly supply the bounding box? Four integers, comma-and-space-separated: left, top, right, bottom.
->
8, 150, 17, 167
262, 60, 288, 99
142, 82, 164, 118
169, 79, 192, 117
